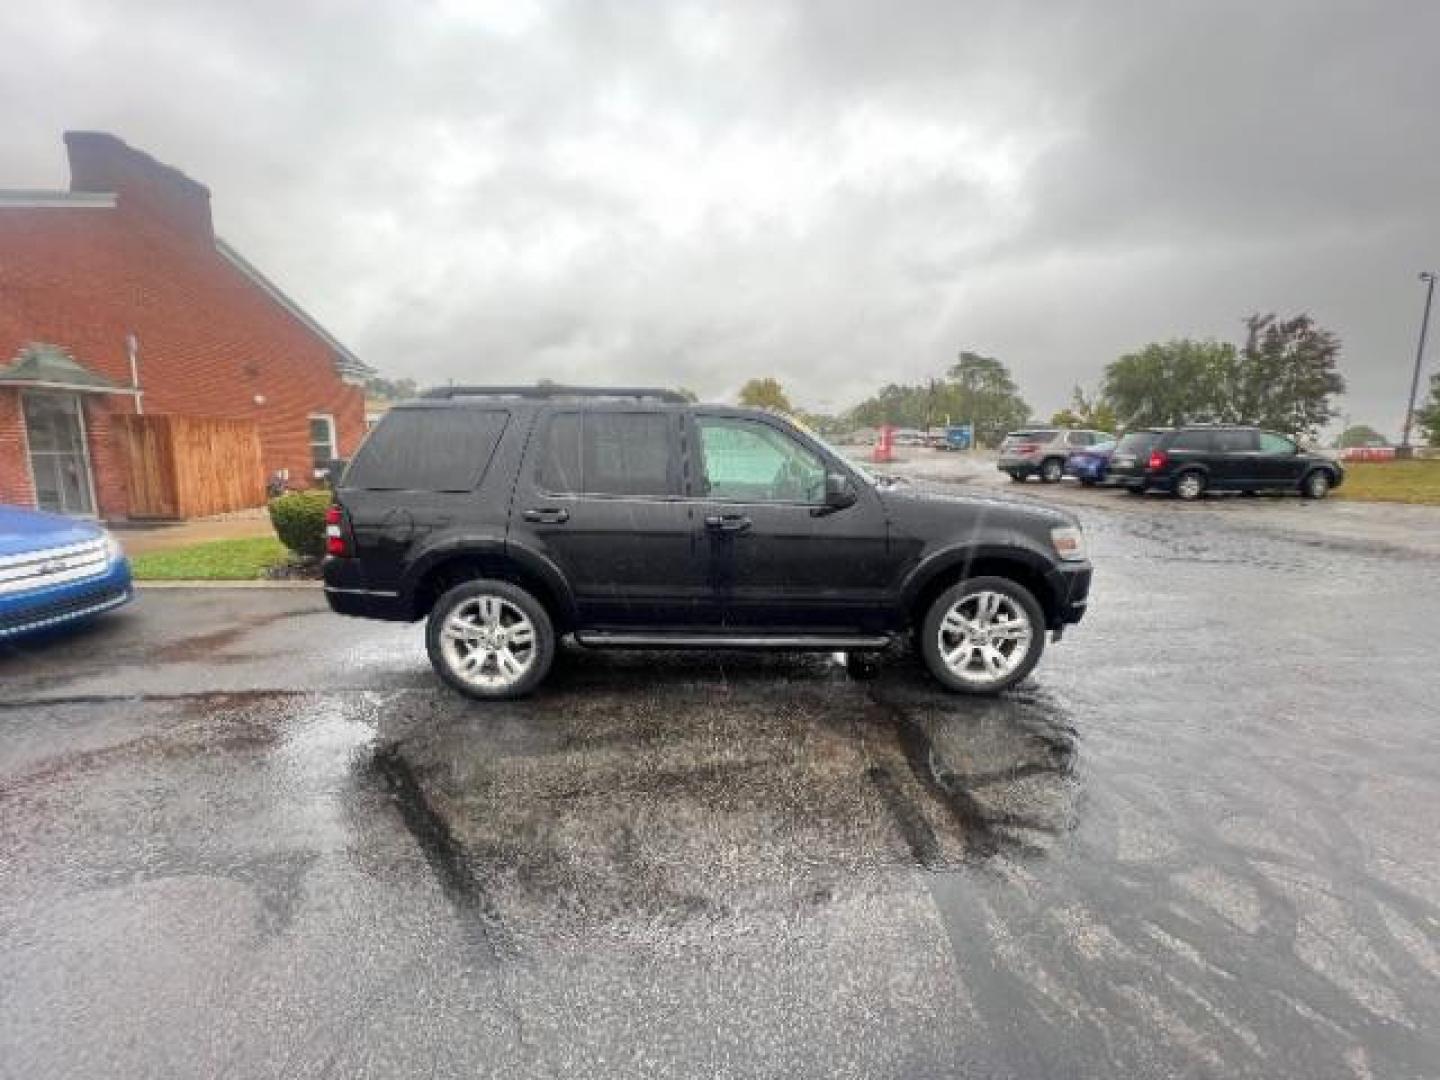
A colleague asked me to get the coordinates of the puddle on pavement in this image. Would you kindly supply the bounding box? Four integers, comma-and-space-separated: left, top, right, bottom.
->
380, 647, 1082, 942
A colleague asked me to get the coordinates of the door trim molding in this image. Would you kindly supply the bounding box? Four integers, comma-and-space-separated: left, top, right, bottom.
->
575, 631, 892, 651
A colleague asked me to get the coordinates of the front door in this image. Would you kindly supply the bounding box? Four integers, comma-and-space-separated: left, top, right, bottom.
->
22, 392, 96, 515
689, 412, 893, 633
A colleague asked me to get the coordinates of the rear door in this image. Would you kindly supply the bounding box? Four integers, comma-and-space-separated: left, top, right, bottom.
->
687, 411, 893, 633
1211, 428, 1261, 487
510, 407, 715, 629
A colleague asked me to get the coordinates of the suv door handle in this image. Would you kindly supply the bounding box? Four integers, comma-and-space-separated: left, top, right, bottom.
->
704, 513, 752, 533
523, 507, 570, 524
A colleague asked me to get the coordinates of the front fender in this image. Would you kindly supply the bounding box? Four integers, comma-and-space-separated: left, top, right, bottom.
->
898, 537, 1059, 613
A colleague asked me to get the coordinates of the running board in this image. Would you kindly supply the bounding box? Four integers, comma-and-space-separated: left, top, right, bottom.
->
573, 632, 893, 651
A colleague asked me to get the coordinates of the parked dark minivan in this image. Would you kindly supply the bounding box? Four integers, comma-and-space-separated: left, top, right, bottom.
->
1107, 425, 1343, 500
323, 386, 1093, 700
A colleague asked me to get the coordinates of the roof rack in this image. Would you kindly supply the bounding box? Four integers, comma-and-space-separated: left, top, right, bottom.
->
418, 384, 689, 403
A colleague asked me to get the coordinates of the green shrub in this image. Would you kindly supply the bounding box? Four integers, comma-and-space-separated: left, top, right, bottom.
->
267, 488, 331, 559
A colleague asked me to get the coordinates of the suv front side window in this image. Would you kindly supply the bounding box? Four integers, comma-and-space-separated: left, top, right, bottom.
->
696, 416, 826, 503
1259, 432, 1297, 455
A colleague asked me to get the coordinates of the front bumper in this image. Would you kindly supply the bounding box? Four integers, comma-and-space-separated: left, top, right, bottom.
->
0, 558, 133, 640
1044, 561, 1091, 629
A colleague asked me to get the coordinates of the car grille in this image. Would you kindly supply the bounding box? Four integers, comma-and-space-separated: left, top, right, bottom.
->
0, 585, 130, 637
0, 538, 110, 597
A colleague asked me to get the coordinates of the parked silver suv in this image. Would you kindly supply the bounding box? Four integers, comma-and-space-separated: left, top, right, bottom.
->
998, 428, 1108, 483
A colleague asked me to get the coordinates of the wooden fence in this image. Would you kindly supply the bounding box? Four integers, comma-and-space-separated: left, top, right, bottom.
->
113, 414, 265, 519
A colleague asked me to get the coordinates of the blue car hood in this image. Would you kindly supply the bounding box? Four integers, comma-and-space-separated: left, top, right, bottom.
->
0, 505, 104, 557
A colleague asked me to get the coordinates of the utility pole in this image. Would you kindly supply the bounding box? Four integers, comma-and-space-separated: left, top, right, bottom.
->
1399, 270, 1436, 458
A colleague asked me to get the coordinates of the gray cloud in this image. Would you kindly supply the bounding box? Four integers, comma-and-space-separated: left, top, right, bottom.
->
3, 0, 1437, 432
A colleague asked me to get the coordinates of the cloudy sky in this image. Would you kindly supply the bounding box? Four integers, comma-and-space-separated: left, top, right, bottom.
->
4, 0, 1438, 431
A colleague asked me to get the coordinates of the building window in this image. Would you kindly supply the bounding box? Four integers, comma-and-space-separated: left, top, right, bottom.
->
309, 414, 337, 478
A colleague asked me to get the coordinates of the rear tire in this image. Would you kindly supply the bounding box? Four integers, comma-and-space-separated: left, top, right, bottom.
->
1039, 458, 1064, 484
1301, 469, 1333, 500
425, 579, 555, 700
1174, 470, 1206, 501
920, 576, 1046, 695
1125, 485, 1146, 496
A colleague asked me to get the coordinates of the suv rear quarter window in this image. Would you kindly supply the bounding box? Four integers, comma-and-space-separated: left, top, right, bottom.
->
344, 408, 510, 491
1168, 430, 1214, 452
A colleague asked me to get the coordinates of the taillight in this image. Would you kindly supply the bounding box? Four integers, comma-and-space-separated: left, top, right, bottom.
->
1015, 442, 1038, 454
1146, 450, 1168, 471
325, 505, 348, 557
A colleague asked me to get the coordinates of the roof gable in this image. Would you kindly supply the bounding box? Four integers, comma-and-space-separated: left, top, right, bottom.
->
214, 238, 372, 385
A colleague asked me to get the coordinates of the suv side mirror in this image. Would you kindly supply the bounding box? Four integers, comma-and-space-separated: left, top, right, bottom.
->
822, 471, 858, 510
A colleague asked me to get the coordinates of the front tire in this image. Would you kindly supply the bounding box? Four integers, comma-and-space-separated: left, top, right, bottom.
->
425, 579, 555, 700
1008, 470, 1027, 483
1039, 458, 1064, 484
1301, 470, 1333, 500
920, 576, 1046, 695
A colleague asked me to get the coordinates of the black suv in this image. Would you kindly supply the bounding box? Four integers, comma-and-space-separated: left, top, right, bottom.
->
323, 387, 1092, 700
1107, 425, 1344, 500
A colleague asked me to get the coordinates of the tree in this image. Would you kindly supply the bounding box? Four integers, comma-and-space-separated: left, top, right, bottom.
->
845, 352, 1030, 447
365, 375, 418, 401
1055, 385, 1117, 432
737, 377, 792, 412
1102, 340, 1234, 428
674, 386, 699, 403
1416, 372, 1440, 447
1229, 313, 1344, 436
1335, 424, 1388, 449
945, 351, 1031, 446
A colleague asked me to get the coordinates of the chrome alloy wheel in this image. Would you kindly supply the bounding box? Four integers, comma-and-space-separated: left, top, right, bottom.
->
937, 590, 1033, 687
438, 594, 537, 690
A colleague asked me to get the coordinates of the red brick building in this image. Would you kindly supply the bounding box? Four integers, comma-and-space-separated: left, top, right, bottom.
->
0, 132, 369, 519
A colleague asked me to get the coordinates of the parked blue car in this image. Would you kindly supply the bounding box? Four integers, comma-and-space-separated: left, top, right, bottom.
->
0, 505, 133, 641
1064, 439, 1116, 486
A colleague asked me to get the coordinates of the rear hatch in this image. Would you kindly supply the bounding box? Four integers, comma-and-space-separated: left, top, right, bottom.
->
1108, 431, 1161, 478
999, 430, 1054, 461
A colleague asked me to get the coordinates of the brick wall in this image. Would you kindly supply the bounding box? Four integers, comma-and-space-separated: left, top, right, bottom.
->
0, 133, 366, 518
0, 390, 35, 506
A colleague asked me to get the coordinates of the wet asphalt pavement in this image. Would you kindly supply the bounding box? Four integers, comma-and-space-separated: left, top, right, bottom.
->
3, 497, 1440, 1078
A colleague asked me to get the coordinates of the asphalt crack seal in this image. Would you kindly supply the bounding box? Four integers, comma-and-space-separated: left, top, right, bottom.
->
370, 742, 513, 963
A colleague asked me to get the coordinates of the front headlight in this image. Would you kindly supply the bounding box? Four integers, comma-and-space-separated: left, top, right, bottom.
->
103, 530, 126, 563
1050, 525, 1087, 562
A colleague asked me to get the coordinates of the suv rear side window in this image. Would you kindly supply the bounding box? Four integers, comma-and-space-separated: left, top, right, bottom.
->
539, 411, 678, 497
1214, 429, 1259, 452
345, 408, 509, 491
696, 416, 826, 502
